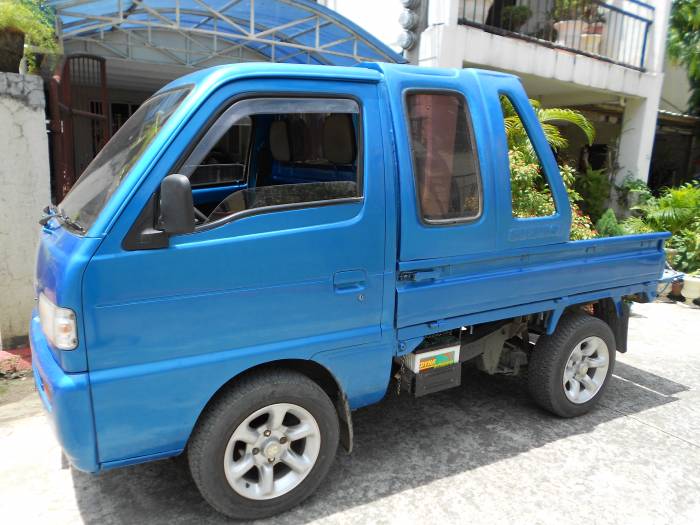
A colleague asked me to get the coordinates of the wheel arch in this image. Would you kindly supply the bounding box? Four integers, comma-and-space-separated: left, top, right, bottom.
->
553, 298, 629, 353
190, 358, 354, 453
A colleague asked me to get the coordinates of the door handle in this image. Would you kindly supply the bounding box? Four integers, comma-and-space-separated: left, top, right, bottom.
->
333, 270, 367, 294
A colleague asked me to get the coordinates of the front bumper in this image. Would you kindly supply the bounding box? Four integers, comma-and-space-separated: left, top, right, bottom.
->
30, 310, 99, 472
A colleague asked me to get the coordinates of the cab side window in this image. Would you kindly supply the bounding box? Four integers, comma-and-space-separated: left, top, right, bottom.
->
500, 95, 556, 218
406, 91, 481, 223
181, 98, 361, 226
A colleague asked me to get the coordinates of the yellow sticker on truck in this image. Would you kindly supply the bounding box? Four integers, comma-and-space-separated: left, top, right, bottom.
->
419, 352, 455, 371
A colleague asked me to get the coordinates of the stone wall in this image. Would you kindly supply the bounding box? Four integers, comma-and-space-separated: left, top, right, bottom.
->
0, 73, 51, 348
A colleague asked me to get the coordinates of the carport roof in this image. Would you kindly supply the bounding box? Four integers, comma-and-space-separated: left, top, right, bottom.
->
49, 0, 407, 67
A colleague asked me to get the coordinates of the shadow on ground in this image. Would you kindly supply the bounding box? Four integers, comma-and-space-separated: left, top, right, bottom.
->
70, 362, 688, 524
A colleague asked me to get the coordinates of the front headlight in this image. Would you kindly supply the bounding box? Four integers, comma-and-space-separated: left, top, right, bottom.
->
38, 293, 78, 350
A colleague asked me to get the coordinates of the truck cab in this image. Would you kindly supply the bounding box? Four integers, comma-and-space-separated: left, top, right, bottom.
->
31, 63, 668, 519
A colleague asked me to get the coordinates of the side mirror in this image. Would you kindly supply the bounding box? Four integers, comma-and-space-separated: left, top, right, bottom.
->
159, 174, 194, 234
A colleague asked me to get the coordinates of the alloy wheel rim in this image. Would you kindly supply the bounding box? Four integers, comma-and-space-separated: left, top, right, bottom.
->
223, 403, 321, 500
562, 336, 610, 404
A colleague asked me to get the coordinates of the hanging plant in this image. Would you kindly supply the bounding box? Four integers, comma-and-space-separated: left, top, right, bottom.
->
0, 0, 57, 73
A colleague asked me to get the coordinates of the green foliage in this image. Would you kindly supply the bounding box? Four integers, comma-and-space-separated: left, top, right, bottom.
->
503, 98, 597, 240
508, 150, 597, 240
595, 208, 625, 237
620, 215, 654, 235
551, 0, 604, 22
508, 150, 556, 218
667, 0, 700, 114
616, 175, 653, 210
632, 182, 700, 235
501, 96, 595, 165
621, 181, 700, 272
0, 0, 57, 71
570, 203, 597, 240
574, 167, 611, 223
501, 6, 532, 31
669, 230, 700, 273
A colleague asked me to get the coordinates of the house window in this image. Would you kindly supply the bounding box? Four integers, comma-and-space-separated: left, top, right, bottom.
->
406, 91, 482, 223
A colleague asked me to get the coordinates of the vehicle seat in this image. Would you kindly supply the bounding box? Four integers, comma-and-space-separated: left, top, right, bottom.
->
256, 120, 290, 187
322, 114, 356, 166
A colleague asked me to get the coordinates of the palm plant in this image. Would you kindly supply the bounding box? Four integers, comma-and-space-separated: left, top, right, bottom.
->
500, 96, 598, 239
631, 182, 700, 235
501, 96, 595, 164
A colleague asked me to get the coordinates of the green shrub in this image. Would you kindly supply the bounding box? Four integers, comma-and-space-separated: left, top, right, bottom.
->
575, 167, 611, 223
620, 215, 654, 234
502, 96, 597, 240
616, 176, 653, 210
501, 5, 533, 31
509, 151, 596, 240
618, 181, 700, 273
632, 182, 700, 235
0, 1, 57, 71
595, 208, 625, 237
667, 229, 700, 273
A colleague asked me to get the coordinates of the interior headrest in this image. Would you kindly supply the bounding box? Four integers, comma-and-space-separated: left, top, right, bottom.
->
269, 120, 291, 162
323, 114, 356, 165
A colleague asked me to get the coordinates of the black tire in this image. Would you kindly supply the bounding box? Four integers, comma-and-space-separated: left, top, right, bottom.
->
188, 370, 339, 520
528, 312, 616, 418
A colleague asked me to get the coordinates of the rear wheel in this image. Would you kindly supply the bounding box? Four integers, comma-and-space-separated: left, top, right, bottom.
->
188, 370, 339, 520
528, 312, 616, 417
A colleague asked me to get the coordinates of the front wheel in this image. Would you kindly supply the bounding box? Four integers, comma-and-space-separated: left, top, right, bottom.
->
528, 312, 616, 417
188, 370, 339, 520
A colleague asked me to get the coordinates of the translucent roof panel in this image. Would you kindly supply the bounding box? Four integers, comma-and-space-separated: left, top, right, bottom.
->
50, 0, 407, 66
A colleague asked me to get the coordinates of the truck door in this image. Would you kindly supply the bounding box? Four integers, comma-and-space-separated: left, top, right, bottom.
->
82, 79, 388, 462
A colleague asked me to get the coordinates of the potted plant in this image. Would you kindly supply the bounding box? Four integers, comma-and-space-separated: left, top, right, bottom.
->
551, 0, 585, 46
668, 278, 685, 302
0, 1, 57, 74
551, 0, 605, 48
501, 5, 533, 32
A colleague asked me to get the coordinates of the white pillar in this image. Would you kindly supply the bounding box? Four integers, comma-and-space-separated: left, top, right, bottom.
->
419, 0, 463, 68
616, 91, 661, 183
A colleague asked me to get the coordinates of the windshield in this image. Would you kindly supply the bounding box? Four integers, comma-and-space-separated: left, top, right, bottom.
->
59, 87, 190, 233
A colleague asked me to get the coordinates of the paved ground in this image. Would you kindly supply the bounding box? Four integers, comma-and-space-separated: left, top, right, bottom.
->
1, 301, 699, 524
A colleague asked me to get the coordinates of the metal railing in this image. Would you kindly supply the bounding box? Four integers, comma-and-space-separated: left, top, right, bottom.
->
458, 0, 654, 70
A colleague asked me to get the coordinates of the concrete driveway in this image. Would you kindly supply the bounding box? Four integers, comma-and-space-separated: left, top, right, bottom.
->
1, 301, 699, 524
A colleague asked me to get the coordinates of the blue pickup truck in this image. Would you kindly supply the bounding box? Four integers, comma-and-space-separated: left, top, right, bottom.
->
32, 62, 668, 519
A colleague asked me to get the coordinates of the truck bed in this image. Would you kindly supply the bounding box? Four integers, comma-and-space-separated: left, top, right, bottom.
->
396, 233, 669, 338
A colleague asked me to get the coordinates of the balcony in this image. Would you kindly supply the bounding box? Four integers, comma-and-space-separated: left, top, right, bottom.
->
458, 0, 654, 70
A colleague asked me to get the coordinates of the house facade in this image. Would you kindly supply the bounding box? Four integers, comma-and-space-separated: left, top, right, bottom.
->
324, 0, 699, 191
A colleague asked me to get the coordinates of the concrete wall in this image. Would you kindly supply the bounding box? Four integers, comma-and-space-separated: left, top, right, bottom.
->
660, 62, 693, 114
0, 73, 51, 348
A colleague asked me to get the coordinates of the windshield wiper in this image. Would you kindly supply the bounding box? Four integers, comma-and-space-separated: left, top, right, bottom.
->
39, 205, 86, 233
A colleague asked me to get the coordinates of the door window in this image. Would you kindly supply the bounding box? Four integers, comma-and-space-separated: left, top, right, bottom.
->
406, 91, 482, 224
181, 98, 361, 226
189, 117, 251, 188
500, 95, 556, 218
